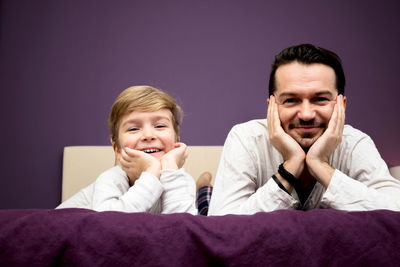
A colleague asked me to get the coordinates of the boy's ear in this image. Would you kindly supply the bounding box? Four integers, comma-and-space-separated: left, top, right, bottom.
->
176, 136, 180, 143
111, 138, 119, 153
111, 138, 120, 166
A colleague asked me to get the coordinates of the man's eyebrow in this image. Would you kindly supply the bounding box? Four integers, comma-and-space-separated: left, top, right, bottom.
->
277, 92, 296, 98
277, 90, 335, 98
315, 91, 335, 96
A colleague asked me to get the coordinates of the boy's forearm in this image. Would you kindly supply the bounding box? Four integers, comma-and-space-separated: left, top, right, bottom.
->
161, 158, 179, 170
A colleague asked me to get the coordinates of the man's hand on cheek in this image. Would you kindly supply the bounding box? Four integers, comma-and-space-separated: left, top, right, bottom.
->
306, 95, 345, 187
267, 95, 305, 177
161, 142, 188, 170
120, 147, 161, 184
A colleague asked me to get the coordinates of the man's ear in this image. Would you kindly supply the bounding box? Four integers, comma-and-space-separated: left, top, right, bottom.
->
343, 96, 347, 110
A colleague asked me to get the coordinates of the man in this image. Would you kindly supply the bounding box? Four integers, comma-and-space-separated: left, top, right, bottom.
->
208, 44, 400, 215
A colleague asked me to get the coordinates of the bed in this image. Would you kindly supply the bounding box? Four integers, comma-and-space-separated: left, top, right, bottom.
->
1, 146, 400, 266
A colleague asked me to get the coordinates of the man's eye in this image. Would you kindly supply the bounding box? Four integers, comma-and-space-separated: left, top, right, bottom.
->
283, 98, 297, 104
315, 97, 329, 103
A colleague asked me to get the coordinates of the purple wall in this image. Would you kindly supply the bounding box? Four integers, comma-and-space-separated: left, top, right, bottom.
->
1, 0, 399, 208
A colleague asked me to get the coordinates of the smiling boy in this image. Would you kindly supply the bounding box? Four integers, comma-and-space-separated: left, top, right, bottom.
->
57, 86, 197, 214
114, 109, 183, 184
208, 44, 400, 214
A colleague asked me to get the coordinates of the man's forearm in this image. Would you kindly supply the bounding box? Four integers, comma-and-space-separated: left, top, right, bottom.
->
306, 159, 334, 188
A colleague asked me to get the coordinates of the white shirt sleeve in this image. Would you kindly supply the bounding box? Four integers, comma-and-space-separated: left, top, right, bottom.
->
55, 182, 94, 209
208, 124, 299, 215
321, 135, 400, 211
92, 166, 164, 212
159, 168, 197, 215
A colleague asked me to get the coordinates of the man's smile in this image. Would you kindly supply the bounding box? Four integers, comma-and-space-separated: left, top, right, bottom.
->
295, 126, 321, 134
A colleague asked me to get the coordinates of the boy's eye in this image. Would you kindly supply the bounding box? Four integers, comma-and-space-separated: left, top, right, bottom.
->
155, 125, 166, 129
128, 127, 139, 132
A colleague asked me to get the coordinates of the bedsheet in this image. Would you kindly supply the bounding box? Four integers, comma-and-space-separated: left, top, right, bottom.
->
0, 208, 399, 266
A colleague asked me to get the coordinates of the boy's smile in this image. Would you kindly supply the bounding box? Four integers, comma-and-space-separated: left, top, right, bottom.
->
141, 148, 162, 154
138, 147, 164, 158
114, 108, 177, 160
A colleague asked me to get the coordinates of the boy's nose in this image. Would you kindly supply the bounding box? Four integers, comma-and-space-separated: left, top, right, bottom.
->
141, 127, 156, 141
297, 101, 315, 121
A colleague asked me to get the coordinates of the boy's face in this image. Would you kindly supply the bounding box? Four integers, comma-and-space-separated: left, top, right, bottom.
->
114, 108, 177, 160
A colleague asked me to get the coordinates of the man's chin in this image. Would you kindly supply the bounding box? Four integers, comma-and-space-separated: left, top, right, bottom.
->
297, 137, 318, 151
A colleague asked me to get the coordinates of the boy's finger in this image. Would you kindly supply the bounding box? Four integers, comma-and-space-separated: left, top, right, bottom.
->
174, 143, 181, 148
124, 147, 142, 157
121, 148, 130, 161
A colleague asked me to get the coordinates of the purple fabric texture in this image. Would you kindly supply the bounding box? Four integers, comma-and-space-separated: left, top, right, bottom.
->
0, 209, 399, 266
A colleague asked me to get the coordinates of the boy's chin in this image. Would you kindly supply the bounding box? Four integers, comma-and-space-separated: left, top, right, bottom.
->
148, 151, 165, 159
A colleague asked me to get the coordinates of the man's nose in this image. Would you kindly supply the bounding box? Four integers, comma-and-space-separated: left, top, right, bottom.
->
297, 101, 315, 121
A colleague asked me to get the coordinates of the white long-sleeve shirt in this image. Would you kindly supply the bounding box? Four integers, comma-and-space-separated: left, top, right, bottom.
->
57, 165, 197, 214
208, 119, 400, 215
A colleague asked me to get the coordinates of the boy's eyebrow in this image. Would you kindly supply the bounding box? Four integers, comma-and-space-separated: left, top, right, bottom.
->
121, 115, 172, 127
151, 115, 172, 122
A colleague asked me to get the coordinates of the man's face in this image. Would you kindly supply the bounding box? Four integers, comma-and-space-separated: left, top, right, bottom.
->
273, 61, 345, 149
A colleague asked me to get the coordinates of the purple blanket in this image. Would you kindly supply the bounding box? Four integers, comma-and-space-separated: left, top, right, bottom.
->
0, 209, 399, 266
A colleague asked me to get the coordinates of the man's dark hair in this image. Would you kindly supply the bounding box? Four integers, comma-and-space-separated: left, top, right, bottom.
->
268, 44, 345, 96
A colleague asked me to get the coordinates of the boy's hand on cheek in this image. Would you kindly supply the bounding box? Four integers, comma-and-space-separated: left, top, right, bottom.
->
161, 142, 188, 170
120, 147, 161, 183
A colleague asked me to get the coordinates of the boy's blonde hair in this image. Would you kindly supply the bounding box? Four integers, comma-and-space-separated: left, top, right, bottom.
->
108, 85, 183, 148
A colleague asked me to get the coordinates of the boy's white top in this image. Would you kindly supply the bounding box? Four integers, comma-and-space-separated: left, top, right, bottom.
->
57, 165, 197, 214
208, 119, 400, 215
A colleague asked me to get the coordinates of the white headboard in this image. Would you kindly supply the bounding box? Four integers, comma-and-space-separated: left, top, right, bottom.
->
61, 145, 399, 203
61, 146, 223, 202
